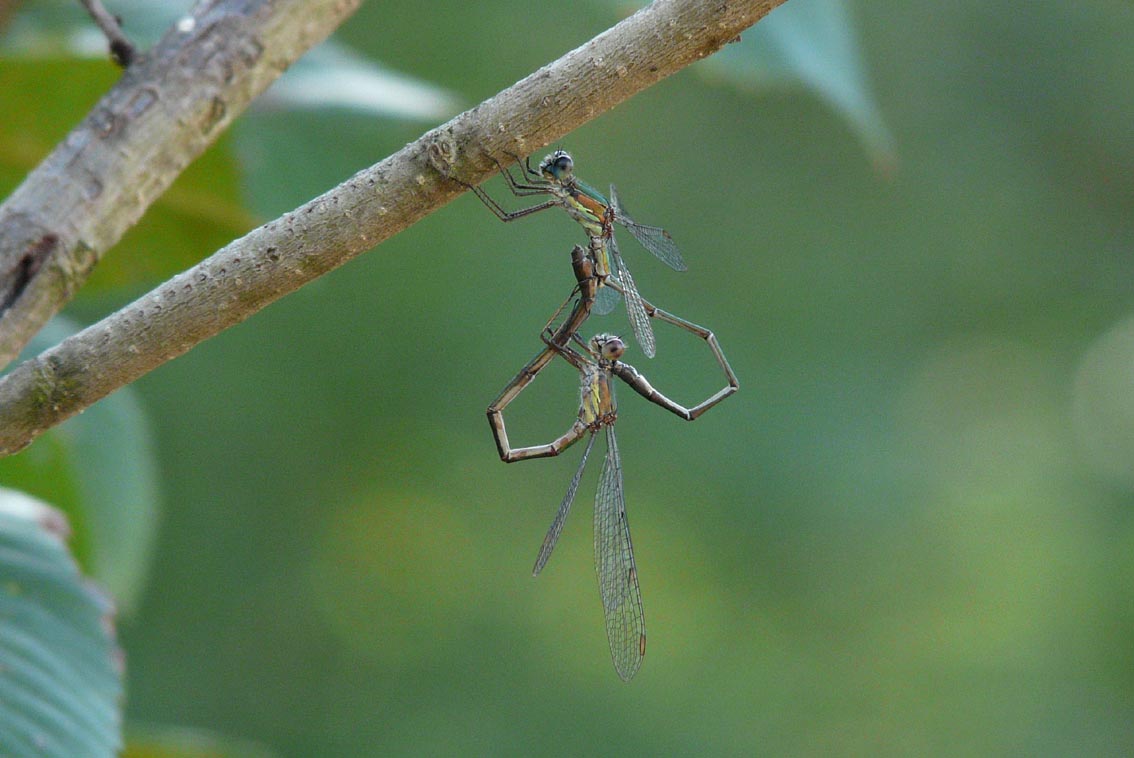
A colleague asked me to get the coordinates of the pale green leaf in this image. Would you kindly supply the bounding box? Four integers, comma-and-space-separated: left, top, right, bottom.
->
702, 0, 895, 170
0, 489, 122, 758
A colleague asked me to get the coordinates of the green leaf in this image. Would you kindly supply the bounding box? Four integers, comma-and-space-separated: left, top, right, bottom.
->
0, 317, 160, 613
701, 0, 895, 170
0, 488, 122, 758
232, 40, 459, 215
253, 41, 459, 120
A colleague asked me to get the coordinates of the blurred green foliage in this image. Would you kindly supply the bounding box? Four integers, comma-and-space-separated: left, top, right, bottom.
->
3, 0, 1134, 755
0, 317, 159, 613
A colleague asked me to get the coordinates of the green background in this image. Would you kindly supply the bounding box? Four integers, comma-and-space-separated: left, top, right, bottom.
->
6, 0, 1134, 754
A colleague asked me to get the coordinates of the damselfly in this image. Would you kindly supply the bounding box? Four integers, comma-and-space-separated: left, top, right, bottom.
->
489, 316, 738, 681
460, 150, 687, 359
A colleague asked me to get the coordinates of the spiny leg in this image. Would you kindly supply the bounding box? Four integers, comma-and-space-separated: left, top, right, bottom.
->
446, 154, 555, 219
501, 151, 544, 182
542, 245, 598, 344
602, 287, 738, 420
495, 154, 551, 193
638, 297, 739, 396
466, 182, 557, 222
489, 406, 588, 462
487, 335, 592, 462
487, 342, 584, 462
487, 247, 597, 462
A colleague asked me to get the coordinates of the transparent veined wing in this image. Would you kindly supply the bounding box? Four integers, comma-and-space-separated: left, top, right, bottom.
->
592, 234, 622, 316
593, 279, 622, 316
610, 185, 688, 272
594, 425, 646, 682
609, 234, 656, 359
533, 433, 597, 576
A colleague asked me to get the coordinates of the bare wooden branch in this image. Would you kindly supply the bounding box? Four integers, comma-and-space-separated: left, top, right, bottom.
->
0, 0, 784, 456
0, 0, 363, 366
78, 0, 137, 66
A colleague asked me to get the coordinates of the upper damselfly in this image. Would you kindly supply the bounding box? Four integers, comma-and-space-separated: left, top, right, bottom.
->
459, 150, 687, 359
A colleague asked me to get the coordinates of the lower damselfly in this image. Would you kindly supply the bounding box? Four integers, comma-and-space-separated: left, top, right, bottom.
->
489, 316, 738, 681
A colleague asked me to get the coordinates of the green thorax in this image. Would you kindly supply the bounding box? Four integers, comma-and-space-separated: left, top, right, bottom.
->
556, 177, 610, 238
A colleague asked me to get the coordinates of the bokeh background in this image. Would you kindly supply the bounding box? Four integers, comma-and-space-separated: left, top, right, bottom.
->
4, 0, 1134, 755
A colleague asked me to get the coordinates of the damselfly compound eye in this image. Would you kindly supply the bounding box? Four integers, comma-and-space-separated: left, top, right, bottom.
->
602, 337, 626, 360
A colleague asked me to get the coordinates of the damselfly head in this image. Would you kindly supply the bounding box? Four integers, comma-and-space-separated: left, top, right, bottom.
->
539, 150, 574, 181
591, 333, 626, 362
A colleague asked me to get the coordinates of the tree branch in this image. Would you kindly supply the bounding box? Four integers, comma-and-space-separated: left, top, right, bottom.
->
0, 0, 784, 456
0, 0, 363, 366
78, 0, 137, 66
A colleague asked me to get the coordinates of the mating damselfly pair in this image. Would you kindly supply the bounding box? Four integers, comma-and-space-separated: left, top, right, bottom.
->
452, 150, 738, 681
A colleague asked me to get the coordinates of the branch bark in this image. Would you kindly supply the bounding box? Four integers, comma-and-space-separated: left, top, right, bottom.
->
0, 0, 363, 366
0, 0, 785, 456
